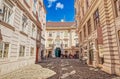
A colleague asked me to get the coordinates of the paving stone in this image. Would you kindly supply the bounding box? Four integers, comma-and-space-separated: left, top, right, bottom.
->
89, 68, 95, 70
69, 70, 76, 75
62, 68, 68, 71
60, 73, 70, 79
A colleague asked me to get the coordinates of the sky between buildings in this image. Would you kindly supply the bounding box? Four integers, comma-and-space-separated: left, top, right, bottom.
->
44, 0, 75, 22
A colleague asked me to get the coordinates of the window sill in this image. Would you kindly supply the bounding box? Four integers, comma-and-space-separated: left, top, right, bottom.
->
0, 20, 15, 31
20, 31, 28, 37
31, 37, 36, 41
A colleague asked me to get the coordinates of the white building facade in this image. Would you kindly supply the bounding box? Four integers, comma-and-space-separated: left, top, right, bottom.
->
0, 0, 46, 75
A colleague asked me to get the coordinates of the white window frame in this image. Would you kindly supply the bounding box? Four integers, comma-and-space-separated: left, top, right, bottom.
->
0, 42, 9, 58
2, 2, 14, 25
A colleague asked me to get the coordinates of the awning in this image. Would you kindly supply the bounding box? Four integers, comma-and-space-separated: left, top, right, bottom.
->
0, 29, 2, 42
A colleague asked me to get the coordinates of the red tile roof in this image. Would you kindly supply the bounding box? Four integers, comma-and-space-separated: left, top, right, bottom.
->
47, 22, 75, 27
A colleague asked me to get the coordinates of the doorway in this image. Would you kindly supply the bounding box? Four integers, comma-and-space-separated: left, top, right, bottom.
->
55, 48, 61, 57
89, 49, 94, 65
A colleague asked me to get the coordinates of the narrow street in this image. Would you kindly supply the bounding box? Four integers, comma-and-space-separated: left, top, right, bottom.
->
1, 59, 119, 79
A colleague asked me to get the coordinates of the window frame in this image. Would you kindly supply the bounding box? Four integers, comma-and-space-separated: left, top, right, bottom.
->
87, 19, 92, 35
19, 45, 25, 57
0, 42, 9, 58
93, 9, 100, 30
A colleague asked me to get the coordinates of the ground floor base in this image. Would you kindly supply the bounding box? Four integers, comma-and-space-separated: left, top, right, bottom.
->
46, 48, 79, 59
0, 58, 35, 76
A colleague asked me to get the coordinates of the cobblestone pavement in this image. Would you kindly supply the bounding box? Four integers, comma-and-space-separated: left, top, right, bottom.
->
0, 59, 119, 79
0, 64, 56, 79
40, 58, 119, 79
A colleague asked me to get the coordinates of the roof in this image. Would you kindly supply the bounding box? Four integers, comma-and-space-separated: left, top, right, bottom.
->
46, 22, 75, 27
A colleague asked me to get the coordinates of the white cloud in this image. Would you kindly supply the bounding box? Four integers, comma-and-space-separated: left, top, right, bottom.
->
47, 0, 57, 8
61, 19, 64, 22
56, 2, 64, 10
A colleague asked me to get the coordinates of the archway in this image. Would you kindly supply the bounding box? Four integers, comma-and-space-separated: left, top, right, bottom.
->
55, 48, 61, 57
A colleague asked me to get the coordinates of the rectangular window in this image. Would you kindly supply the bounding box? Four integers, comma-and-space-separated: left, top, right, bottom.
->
57, 32, 60, 37
80, 32, 82, 42
114, 0, 120, 17
49, 32, 52, 37
3, 2, 13, 24
118, 30, 120, 45
38, 6, 41, 21
93, 9, 100, 30
82, 7, 84, 16
19, 45, 25, 57
64, 31, 68, 37
32, 24, 36, 37
22, 15, 28, 32
33, 0, 37, 14
86, 0, 89, 9
25, 0, 30, 4
30, 47, 34, 56
87, 19, 92, 35
83, 25, 86, 38
0, 42, 9, 58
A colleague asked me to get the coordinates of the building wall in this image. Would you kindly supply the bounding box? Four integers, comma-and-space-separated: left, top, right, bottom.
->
45, 25, 79, 58
0, 0, 45, 76
75, 0, 120, 75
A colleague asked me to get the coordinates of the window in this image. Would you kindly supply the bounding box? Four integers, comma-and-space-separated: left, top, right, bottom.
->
75, 38, 79, 47
118, 30, 120, 45
65, 44, 68, 47
80, 32, 82, 42
30, 47, 34, 56
114, 0, 120, 17
93, 9, 100, 30
87, 19, 92, 35
33, 0, 37, 14
19, 45, 25, 57
64, 41, 68, 47
49, 44, 53, 47
37, 28, 41, 40
2, 2, 13, 24
25, 0, 30, 4
49, 32, 52, 37
0, 42, 9, 58
86, 0, 89, 9
82, 6, 84, 16
83, 25, 86, 38
22, 15, 28, 32
64, 31, 68, 37
48, 40, 52, 47
57, 32, 60, 37
38, 6, 41, 21
32, 24, 36, 37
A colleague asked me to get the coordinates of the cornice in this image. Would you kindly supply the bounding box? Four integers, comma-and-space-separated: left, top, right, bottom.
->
15, 0, 42, 31
78, 0, 98, 30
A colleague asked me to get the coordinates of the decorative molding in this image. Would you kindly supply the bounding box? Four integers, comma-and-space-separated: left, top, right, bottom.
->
0, 20, 15, 31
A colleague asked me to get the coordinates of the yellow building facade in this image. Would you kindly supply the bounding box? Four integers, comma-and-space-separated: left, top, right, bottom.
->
75, 0, 120, 75
45, 22, 79, 58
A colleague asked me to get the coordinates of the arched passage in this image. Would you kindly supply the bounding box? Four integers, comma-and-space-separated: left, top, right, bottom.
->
55, 48, 61, 57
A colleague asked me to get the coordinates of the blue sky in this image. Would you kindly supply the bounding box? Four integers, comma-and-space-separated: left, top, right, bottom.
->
44, 0, 75, 22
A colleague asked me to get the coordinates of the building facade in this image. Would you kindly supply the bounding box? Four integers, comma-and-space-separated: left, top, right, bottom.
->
0, 0, 46, 75
75, 0, 120, 75
45, 22, 79, 58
